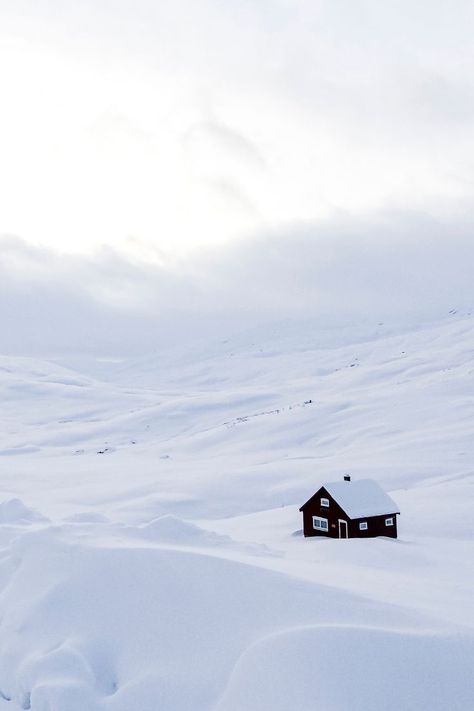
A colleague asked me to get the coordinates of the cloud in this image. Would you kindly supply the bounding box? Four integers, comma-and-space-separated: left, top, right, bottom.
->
2, 1, 474, 255
1, 211, 473, 356
200, 212, 474, 319
0, 237, 195, 355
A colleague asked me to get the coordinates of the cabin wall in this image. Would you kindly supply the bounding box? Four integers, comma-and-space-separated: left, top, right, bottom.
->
301, 487, 398, 539
348, 513, 398, 539
301, 487, 348, 538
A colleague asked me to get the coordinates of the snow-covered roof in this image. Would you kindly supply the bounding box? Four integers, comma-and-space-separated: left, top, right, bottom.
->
322, 479, 399, 519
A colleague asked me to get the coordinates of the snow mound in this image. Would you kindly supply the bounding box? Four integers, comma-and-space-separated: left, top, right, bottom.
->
0, 498, 48, 525
0, 530, 391, 711
138, 514, 232, 546
215, 625, 474, 711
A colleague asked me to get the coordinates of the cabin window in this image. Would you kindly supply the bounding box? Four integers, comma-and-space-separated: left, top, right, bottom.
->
359, 522, 368, 530
320, 497, 330, 508
312, 516, 328, 532
385, 517, 394, 526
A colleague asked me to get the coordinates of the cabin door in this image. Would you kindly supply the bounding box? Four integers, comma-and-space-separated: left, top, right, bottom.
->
338, 520, 348, 539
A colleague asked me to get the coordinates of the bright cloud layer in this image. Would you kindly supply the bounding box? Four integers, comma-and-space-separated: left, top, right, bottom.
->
1, 1, 474, 256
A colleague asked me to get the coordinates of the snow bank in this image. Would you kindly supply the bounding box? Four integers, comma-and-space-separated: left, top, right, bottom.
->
0, 527, 419, 711
137, 514, 233, 546
215, 625, 474, 711
0, 498, 48, 525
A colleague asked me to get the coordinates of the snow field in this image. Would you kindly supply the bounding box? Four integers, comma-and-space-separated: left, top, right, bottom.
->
0, 312, 473, 709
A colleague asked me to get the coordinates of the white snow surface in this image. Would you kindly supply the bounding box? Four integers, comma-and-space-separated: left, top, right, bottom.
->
0, 313, 473, 709
318, 478, 400, 518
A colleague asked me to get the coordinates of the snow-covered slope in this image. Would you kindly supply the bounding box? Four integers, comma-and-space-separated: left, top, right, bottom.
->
0, 312, 473, 709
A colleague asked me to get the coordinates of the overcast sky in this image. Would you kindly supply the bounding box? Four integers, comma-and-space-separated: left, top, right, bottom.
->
0, 1, 473, 354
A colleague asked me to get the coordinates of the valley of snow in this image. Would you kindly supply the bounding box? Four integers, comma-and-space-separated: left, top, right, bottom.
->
0, 312, 473, 710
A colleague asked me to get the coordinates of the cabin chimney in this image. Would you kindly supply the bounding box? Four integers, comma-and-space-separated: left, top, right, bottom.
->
344, 475, 351, 482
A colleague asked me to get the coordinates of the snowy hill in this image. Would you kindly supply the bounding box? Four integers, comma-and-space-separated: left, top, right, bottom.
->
0, 312, 473, 709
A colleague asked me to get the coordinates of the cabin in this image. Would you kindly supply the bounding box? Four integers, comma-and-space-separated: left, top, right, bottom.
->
299, 476, 399, 539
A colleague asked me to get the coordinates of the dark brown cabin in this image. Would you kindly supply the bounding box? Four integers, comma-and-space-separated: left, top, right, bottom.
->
300, 476, 399, 539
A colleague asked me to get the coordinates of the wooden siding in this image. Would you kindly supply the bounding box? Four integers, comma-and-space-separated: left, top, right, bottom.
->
300, 487, 349, 538
348, 513, 398, 539
300, 486, 398, 539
